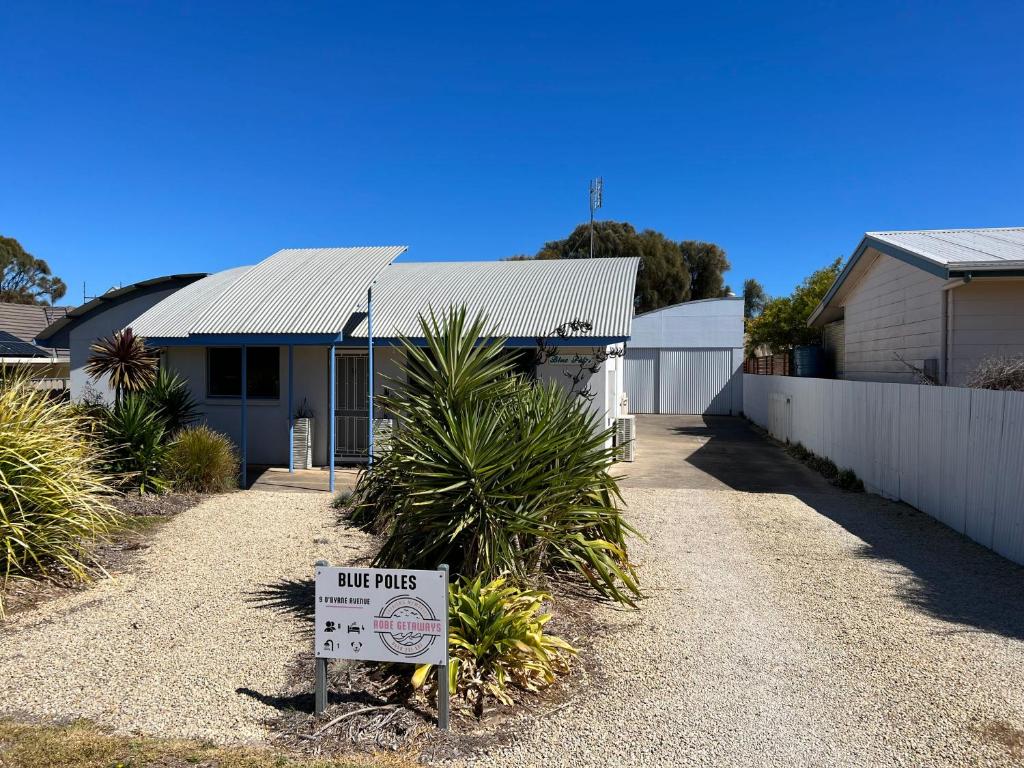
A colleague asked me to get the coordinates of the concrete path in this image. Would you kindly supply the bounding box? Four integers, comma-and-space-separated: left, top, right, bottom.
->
467, 417, 1024, 767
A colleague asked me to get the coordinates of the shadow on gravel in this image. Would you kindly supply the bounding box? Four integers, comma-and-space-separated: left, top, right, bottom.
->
236, 685, 389, 713
247, 578, 315, 622
796, 490, 1024, 642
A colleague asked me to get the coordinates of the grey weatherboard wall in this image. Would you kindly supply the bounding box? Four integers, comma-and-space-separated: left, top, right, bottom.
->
624, 298, 744, 416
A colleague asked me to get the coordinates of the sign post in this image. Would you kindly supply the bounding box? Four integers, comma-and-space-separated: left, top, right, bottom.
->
313, 561, 450, 728
437, 563, 450, 730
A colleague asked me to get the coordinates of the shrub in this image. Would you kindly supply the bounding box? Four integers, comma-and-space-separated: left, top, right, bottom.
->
144, 368, 199, 435
350, 308, 640, 605
966, 356, 1024, 391
104, 394, 167, 494
163, 426, 238, 493
835, 468, 864, 492
412, 575, 575, 717
0, 378, 119, 607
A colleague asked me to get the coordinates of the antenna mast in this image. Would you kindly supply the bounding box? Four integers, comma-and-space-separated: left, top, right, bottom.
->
589, 177, 603, 258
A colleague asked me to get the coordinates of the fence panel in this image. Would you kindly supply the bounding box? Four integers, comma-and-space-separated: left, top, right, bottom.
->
743, 373, 1024, 567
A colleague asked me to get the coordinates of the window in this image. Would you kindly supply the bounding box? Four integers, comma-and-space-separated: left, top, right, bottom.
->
207, 347, 280, 399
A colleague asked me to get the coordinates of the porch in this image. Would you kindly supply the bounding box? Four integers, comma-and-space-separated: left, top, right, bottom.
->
244, 465, 360, 493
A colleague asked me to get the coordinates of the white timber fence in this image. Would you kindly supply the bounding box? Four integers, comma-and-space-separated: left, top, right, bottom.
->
743, 374, 1024, 566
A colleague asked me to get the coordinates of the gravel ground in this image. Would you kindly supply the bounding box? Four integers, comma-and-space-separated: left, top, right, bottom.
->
457, 487, 1024, 768
0, 490, 369, 744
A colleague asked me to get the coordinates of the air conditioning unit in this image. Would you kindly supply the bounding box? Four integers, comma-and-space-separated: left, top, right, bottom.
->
615, 415, 635, 462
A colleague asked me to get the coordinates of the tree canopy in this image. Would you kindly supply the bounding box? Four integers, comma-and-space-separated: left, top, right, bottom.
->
681, 240, 731, 300
742, 278, 767, 319
0, 236, 67, 305
744, 258, 843, 355
532, 221, 731, 314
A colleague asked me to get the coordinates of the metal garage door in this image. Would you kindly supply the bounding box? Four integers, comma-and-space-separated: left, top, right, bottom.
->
624, 347, 734, 415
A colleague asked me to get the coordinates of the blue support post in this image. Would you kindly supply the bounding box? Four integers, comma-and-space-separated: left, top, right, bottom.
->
367, 286, 374, 467
241, 345, 248, 489
288, 344, 294, 473
329, 345, 336, 493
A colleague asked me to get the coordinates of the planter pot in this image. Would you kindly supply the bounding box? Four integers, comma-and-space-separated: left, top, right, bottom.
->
294, 417, 313, 469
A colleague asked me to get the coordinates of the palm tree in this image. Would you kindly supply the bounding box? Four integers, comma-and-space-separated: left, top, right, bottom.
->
85, 328, 159, 404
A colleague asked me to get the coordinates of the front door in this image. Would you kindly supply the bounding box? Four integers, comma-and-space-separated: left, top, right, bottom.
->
336, 353, 369, 459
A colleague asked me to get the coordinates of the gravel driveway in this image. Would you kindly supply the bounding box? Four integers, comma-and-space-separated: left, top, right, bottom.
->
462, 486, 1024, 767
0, 491, 368, 743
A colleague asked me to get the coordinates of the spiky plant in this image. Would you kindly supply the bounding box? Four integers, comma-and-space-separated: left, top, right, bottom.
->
0, 376, 120, 612
144, 368, 199, 435
104, 394, 167, 494
413, 575, 576, 717
85, 328, 158, 403
349, 307, 640, 605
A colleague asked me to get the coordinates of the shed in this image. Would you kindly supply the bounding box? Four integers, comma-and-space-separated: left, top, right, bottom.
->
623, 298, 744, 415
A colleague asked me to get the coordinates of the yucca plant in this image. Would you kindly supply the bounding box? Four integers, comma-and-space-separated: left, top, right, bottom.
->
85, 327, 158, 404
412, 575, 576, 717
143, 368, 199, 435
104, 394, 167, 494
0, 376, 120, 612
163, 425, 238, 493
350, 308, 640, 605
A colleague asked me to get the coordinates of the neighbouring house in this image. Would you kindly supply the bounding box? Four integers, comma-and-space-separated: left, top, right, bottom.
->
623, 297, 744, 415
35, 274, 207, 402
0, 302, 71, 389
808, 227, 1024, 385
121, 247, 638, 488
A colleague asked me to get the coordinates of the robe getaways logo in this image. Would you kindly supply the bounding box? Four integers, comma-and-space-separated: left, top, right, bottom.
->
372, 595, 443, 658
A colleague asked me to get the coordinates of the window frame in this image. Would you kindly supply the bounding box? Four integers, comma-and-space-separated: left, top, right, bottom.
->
205, 346, 281, 400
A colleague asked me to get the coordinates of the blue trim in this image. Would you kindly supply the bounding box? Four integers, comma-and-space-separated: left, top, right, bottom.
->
288, 345, 294, 474
367, 287, 374, 467
329, 345, 336, 493
240, 344, 247, 489
146, 333, 345, 347
351, 335, 629, 348
808, 234, 951, 326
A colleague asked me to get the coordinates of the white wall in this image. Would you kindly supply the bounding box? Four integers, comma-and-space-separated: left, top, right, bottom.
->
630, 297, 744, 348
625, 298, 744, 415
839, 249, 945, 383
164, 345, 406, 466
948, 280, 1024, 385
536, 345, 623, 445
744, 374, 1024, 567
69, 287, 184, 402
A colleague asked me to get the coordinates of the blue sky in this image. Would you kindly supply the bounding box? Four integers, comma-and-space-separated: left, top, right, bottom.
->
3, 1, 1022, 304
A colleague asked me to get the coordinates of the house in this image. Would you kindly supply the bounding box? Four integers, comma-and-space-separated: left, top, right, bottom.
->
808, 227, 1024, 385
122, 247, 639, 489
0, 302, 71, 389
35, 274, 206, 402
623, 297, 744, 415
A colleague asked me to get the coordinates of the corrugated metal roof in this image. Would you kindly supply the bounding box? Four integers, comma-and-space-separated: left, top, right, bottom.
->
349, 258, 639, 339
132, 247, 406, 337
868, 227, 1024, 268
130, 266, 252, 338
809, 226, 1024, 327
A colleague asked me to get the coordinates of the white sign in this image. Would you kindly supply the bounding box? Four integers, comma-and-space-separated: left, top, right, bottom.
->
546, 352, 596, 366
314, 566, 447, 665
